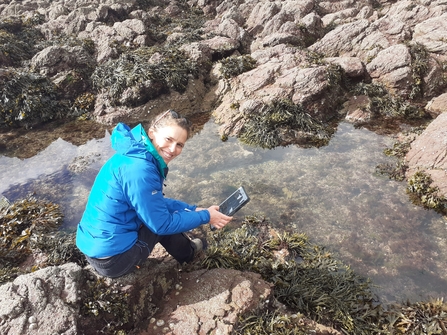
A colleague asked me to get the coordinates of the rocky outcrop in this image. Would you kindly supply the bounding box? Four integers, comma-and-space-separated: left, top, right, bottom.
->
144, 268, 272, 335
0, 243, 338, 335
405, 96, 447, 195
1, 0, 446, 136
0, 263, 81, 335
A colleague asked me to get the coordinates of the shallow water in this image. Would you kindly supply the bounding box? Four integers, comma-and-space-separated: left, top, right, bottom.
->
1, 119, 447, 304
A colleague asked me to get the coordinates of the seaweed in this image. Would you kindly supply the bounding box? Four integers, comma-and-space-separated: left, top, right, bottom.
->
219, 55, 257, 79
380, 298, 447, 334
0, 70, 70, 128
30, 230, 87, 268
202, 215, 383, 334
235, 310, 317, 335
201, 215, 447, 334
91, 47, 199, 106
80, 277, 132, 333
408, 42, 430, 100
239, 99, 332, 149
407, 170, 447, 214
0, 17, 45, 66
352, 83, 426, 120
0, 195, 63, 281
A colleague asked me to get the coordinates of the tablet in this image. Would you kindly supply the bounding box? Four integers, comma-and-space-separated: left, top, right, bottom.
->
219, 186, 250, 216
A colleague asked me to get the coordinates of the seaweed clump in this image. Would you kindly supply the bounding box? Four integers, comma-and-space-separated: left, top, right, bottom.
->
0, 195, 87, 284
79, 277, 132, 334
352, 83, 427, 120
91, 47, 199, 107
219, 55, 257, 79
408, 43, 430, 100
381, 298, 447, 334
239, 99, 332, 149
200, 215, 447, 334
202, 215, 382, 334
0, 196, 63, 283
0, 17, 45, 66
0, 70, 69, 128
376, 125, 427, 181
407, 170, 447, 214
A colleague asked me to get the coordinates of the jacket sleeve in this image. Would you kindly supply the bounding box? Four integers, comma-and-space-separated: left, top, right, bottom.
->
120, 158, 210, 235
164, 197, 196, 213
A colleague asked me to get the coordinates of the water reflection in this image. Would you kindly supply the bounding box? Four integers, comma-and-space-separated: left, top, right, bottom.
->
1, 120, 446, 304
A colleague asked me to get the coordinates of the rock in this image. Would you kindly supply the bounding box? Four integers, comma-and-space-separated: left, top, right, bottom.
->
325, 56, 365, 78
308, 19, 371, 57
0, 244, 283, 335
31, 45, 95, 77
0, 263, 82, 335
343, 95, 372, 123
425, 93, 447, 118
413, 13, 447, 53
366, 44, 413, 96
140, 268, 273, 335
406, 112, 447, 196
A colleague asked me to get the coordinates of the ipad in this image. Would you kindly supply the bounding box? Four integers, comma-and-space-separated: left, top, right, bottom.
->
219, 186, 250, 216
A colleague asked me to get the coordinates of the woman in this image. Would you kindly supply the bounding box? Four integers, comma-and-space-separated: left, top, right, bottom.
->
76, 110, 232, 278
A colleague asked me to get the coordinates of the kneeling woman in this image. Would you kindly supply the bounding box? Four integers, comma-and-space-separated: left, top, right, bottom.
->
76, 110, 232, 278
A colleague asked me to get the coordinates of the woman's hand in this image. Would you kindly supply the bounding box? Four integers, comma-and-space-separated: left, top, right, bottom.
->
206, 205, 232, 229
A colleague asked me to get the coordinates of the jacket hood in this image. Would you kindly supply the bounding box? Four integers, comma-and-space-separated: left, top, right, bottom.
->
111, 123, 168, 178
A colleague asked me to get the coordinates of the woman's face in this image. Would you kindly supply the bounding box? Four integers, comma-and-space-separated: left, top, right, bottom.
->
148, 124, 187, 164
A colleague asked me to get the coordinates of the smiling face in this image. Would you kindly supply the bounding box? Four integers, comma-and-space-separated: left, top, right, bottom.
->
148, 124, 188, 164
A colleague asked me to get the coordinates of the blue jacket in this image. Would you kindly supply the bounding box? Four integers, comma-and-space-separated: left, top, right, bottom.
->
76, 123, 210, 258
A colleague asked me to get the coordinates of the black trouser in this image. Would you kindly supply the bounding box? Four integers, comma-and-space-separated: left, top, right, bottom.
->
85, 225, 194, 278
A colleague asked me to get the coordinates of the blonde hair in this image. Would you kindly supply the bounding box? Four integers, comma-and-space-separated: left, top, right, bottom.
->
150, 110, 193, 139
